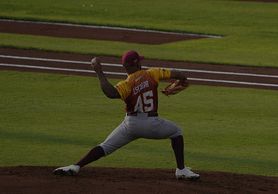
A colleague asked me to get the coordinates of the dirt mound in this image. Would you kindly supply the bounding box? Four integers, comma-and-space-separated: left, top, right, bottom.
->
0, 166, 277, 194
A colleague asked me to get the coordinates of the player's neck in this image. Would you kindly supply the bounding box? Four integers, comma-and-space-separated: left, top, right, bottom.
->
126, 67, 141, 75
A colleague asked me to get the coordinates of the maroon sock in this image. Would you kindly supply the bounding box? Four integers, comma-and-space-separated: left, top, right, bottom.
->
76, 146, 105, 167
171, 135, 185, 170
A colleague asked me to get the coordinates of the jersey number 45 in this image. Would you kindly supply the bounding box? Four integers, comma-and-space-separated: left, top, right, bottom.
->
134, 90, 154, 112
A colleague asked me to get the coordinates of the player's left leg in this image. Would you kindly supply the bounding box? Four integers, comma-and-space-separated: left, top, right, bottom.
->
76, 146, 105, 167
53, 119, 136, 176
53, 146, 105, 176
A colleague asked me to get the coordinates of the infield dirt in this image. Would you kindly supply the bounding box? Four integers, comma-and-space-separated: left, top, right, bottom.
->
1, 166, 277, 194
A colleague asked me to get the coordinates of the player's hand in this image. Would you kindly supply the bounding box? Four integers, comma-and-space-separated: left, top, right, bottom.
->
91, 57, 102, 73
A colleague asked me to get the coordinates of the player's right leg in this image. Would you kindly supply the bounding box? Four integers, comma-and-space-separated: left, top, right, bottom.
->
171, 135, 200, 180
137, 116, 200, 180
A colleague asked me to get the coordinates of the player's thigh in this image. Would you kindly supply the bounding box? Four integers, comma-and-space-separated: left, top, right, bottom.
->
133, 117, 182, 139
152, 117, 182, 139
100, 122, 136, 155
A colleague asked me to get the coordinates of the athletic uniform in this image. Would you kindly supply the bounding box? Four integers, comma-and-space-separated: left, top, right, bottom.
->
100, 68, 182, 155
53, 52, 200, 180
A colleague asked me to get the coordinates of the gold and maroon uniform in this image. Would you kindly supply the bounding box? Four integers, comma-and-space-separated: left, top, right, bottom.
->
116, 68, 171, 114
100, 68, 182, 155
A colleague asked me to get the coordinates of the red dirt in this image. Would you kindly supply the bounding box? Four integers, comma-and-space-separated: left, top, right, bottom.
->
0, 19, 207, 45
1, 166, 277, 194
1, 47, 278, 90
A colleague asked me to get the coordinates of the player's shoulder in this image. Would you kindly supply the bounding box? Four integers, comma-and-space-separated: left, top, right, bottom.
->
146, 68, 160, 75
116, 79, 128, 87
147, 67, 170, 75
147, 67, 170, 72
147, 67, 159, 72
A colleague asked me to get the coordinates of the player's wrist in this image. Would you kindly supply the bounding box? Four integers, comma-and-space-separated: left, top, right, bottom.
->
96, 70, 105, 77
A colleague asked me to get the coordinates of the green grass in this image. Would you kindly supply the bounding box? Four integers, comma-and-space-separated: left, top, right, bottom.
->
1, 0, 278, 35
0, 71, 277, 176
0, 0, 278, 67
0, 32, 278, 67
0, 0, 277, 178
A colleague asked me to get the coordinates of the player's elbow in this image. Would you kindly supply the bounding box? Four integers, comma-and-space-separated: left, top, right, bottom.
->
171, 70, 187, 80
106, 93, 120, 99
100, 83, 121, 99
103, 90, 121, 99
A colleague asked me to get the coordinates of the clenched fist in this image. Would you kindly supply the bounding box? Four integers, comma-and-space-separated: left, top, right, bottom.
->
91, 57, 102, 73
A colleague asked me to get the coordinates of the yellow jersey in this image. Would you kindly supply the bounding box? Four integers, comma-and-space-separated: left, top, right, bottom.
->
116, 68, 171, 113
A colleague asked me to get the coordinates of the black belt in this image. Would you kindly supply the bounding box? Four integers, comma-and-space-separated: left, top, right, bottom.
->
127, 112, 158, 117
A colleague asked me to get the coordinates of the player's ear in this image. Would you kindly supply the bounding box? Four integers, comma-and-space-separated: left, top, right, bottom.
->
136, 61, 142, 70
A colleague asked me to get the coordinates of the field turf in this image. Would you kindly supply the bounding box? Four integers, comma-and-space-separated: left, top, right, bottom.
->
0, 71, 277, 176
0, 0, 277, 177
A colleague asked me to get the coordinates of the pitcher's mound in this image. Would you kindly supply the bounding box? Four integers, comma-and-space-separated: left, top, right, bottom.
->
0, 166, 277, 194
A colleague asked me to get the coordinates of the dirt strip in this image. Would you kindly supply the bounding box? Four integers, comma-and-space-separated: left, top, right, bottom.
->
0, 48, 278, 90
0, 19, 212, 44
0, 166, 277, 194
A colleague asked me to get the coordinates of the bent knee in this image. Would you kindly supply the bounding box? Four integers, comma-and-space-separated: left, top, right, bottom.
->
99, 143, 118, 156
170, 127, 183, 139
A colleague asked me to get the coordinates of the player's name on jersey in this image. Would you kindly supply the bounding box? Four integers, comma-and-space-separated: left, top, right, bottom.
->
133, 80, 150, 95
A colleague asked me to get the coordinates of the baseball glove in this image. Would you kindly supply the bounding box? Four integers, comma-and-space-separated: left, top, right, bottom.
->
161, 79, 189, 96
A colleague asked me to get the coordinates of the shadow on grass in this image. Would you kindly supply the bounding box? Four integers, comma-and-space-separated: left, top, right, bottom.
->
0, 130, 97, 146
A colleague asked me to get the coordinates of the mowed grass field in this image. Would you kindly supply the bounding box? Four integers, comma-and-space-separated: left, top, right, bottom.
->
0, 0, 278, 67
0, 0, 277, 177
0, 71, 277, 176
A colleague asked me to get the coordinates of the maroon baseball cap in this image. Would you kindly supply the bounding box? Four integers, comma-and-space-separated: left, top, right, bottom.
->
121, 50, 144, 65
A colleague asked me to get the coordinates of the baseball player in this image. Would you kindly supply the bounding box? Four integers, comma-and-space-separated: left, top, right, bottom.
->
53, 50, 200, 180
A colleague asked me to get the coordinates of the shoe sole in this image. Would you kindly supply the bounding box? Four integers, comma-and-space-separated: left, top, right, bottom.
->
53, 169, 76, 176
176, 175, 200, 181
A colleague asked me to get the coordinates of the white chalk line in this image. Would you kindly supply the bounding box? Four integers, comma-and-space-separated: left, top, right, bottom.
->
1, 54, 278, 79
0, 19, 222, 39
1, 63, 278, 88
0, 63, 125, 76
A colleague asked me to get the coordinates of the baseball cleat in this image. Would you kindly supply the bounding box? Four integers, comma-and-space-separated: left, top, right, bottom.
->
53, 164, 80, 176
175, 167, 200, 180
